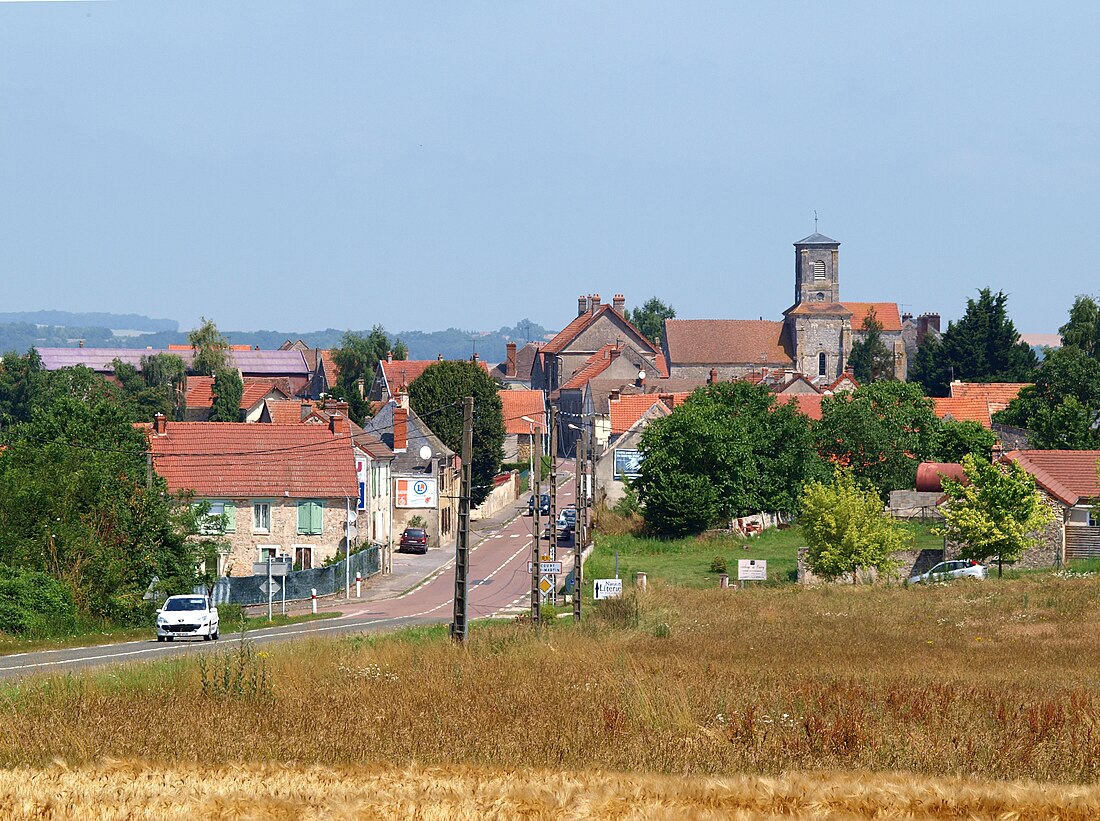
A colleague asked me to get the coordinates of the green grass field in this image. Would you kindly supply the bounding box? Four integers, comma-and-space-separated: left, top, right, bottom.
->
585, 522, 944, 588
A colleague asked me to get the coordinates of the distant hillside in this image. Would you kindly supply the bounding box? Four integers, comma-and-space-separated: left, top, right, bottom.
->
0, 311, 177, 333
0, 318, 552, 365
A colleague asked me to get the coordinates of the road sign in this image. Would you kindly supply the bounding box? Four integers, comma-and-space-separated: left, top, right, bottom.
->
253, 560, 291, 577
738, 559, 767, 581
260, 580, 280, 596
539, 561, 563, 575
593, 578, 623, 600
142, 576, 160, 602
538, 576, 553, 594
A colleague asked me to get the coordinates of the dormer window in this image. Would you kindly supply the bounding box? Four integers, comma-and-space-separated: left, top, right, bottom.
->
813, 260, 826, 281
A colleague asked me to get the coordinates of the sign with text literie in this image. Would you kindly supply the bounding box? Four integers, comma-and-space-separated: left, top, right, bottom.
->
394, 478, 436, 509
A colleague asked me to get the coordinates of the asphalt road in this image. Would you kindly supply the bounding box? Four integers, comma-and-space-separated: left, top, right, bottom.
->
0, 465, 581, 681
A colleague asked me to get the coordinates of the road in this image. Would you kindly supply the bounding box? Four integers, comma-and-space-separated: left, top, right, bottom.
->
0, 464, 580, 680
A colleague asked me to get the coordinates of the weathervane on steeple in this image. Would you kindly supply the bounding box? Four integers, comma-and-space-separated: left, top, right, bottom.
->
814, 210, 818, 232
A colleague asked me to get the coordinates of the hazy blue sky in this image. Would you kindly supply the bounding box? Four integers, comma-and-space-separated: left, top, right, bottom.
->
1, 2, 1095, 335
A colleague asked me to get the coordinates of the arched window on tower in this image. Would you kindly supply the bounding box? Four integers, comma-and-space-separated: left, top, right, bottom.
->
813, 260, 826, 281
818, 352, 827, 377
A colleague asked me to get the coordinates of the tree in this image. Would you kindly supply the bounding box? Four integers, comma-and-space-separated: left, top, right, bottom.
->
932, 419, 997, 464
209, 368, 243, 422
407, 360, 505, 507
848, 307, 894, 384
937, 454, 1055, 576
801, 467, 912, 583
188, 317, 230, 376
635, 382, 824, 537
627, 297, 676, 345
815, 381, 940, 497
0, 393, 201, 624
112, 353, 187, 422
994, 346, 1100, 449
331, 326, 395, 424
0, 349, 43, 427
910, 288, 1037, 397
1059, 295, 1100, 357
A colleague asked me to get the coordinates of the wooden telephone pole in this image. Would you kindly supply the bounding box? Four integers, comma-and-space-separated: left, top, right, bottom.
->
547, 406, 558, 607
450, 396, 474, 643
573, 422, 586, 622
530, 429, 542, 624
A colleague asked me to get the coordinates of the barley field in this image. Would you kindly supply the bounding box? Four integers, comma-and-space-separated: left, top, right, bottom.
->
3, 574, 1100, 816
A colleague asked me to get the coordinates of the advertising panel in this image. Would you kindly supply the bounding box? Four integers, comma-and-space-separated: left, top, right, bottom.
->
613, 448, 643, 480
394, 477, 437, 509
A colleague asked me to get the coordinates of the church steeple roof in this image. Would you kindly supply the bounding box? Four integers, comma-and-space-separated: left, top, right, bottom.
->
794, 232, 840, 246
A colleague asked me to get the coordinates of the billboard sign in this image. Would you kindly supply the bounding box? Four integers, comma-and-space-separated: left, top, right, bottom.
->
356, 459, 368, 511
613, 448, 643, 480
395, 477, 436, 509
738, 559, 767, 581
593, 578, 624, 600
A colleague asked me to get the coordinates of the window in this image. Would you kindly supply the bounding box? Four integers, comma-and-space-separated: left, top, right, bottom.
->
297, 500, 324, 535
194, 500, 235, 534
818, 352, 827, 377
257, 545, 280, 562
813, 259, 826, 281
294, 545, 314, 570
253, 502, 271, 534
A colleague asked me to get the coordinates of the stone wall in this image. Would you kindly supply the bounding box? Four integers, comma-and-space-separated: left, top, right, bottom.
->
888, 490, 945, 521
789, 316, 848, 379
797, 546, 945, 585
471, 472, 520, 521
943, 488, 1066, 570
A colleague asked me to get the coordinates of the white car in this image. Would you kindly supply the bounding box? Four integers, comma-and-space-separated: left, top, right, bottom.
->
908, 560, 987, 585
156, 595, 220, 641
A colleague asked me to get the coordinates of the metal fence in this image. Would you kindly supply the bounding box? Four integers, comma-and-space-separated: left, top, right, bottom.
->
210, 545, 382, 607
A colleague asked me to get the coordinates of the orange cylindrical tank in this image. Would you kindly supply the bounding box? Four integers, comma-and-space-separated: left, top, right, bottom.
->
916, 462, 967, 492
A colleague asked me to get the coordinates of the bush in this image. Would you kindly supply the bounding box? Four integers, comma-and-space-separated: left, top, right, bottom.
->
709, 556, 728, 574
0, 564, 78, 637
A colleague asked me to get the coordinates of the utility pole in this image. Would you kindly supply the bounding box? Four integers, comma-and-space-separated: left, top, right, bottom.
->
451, 396, 474, 643
547, 406, 558, 606
530, 429, 542, 624
573, 421, 586, 623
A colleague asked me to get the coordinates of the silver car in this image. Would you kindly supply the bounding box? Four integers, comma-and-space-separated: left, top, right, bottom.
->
908, 560, 987, 585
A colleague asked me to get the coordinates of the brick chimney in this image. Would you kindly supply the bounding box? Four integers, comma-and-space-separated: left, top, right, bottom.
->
329, 412, 350, 437
152, 413, 167, 435
608, 348, 620, 362
386, 351, 393, 363
659, 393, 674, 409
506, 342, 517, 377
613, 294, 625, 312
578, 294, 589, 316
393, 406, 408, 452
590, 293, 602, 310
610, 389, 620, 402
916, 313, 941, 345
708, 368, 718, 385
397, 386, 410, 409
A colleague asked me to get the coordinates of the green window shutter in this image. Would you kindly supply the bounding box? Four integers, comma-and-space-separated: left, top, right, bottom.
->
311, 501, 324, 535
224, 501, 236, 533
296, 501, 324, 535
297, 501, 309, 535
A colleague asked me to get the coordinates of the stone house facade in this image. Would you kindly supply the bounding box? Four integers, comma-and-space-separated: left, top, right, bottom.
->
144, 413, 364, 577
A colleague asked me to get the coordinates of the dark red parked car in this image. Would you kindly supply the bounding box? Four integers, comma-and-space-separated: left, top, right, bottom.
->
399, 527, 429, 554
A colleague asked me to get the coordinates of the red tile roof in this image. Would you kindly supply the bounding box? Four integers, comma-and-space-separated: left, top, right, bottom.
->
843, 302, 902, 332
774, 393, 824, 420
933, 397, 995, 428
264, 400, 312, 424
145, 421, 357, 498
609, 392, 690, 434
560, 345, 618, 391
380, 359, 490, 394
499, 389, 547, 435
784, 302, 853, 319
826, 373, 860, 393
318, 350, 339, 386
948, 382, 1029, 414
663, 319, 793, 366
1004, 450, 1100, 507
186, 377, 290, 411
543, 305, 658, 356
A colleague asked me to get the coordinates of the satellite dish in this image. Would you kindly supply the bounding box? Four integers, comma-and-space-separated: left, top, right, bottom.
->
637, 370, 646, 381
419, 445, 433, 460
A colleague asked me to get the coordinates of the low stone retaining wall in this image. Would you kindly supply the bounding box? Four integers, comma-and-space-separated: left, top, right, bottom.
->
471, 471, 520, 521
797, 547, 945, 585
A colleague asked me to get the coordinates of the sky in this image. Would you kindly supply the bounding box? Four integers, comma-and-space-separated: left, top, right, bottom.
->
1, 2, 1096, 335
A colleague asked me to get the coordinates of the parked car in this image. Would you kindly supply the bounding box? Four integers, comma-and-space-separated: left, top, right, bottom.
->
399, 527, 429, 554
527, 493, 550, 516
908, 559, 987, 585
543, 510, 576, 542
156, 595, 219, 642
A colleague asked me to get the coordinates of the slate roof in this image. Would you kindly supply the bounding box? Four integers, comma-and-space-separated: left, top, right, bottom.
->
794, 232, 840, 245
360, 401, 453, 474
663, 319, 793, 366
37, 347, 309, 377
843, 302, 903, 332
499, 389, 547, 435
1004, 450, 1100, 507
145, 421, 357, 498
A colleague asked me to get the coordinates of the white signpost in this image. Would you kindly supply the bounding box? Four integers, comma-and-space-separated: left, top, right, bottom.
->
738, 559, 767, 585
593, 578, 624, 600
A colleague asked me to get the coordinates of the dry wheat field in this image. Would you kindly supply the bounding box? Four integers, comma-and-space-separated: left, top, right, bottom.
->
3, 575, 1100, 817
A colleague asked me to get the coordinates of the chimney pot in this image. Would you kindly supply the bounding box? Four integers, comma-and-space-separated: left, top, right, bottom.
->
578, 295, 588, 316
591, 293, 602, 310
386, 351, 393, 363
153, 413, 167, 435
613, 294, 625, 312
610, 389, 620, 402
330, 412, 350, 437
